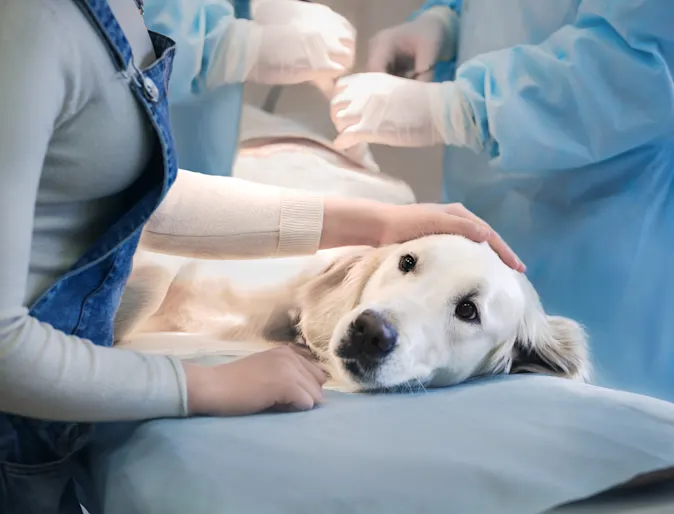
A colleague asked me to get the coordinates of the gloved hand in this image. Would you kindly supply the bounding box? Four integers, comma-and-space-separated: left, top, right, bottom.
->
210, 0, 356, 87
330, 72, 479, 149
368, 6, 457, 81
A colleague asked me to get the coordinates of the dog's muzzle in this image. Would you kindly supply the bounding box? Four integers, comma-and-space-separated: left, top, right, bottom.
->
336, 309, 398, 377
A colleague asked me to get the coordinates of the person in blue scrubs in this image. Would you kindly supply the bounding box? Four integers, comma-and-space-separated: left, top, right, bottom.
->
330, 0, 674, 402
143, 0, 356, 176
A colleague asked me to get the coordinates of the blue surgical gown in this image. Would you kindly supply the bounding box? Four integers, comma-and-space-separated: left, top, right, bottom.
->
143, 0, 251, 176
417, 0, 674, 402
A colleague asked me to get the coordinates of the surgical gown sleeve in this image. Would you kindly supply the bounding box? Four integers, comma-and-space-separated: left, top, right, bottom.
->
412, 0, 461, 19
142, 0, 240, 103
452, 0, 674, 170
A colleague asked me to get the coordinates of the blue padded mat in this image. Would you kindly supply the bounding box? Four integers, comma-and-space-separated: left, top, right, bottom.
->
90, 374, 674, 514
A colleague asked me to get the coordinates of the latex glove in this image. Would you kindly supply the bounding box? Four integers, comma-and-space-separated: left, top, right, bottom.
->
253, 0, 356, 84
252, 0, 346, 27
330, 72, 479, 149
368, 6, 457, 81
213, 0, 355, 86
309, 76, 380, 173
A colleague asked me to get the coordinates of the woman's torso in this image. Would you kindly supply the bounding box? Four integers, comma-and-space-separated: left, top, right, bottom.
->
445, 0, 674, 400
27, 0, 156, 304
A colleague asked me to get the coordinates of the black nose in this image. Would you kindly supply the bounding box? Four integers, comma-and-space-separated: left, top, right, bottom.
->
347, 310, 398, 358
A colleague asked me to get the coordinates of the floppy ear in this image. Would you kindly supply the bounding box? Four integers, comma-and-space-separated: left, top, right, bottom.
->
506, 274, 590, 381
511, 314, 591, 382
297, 246, 387, 302
301, 252, 369, 298
296, 247, 382, 354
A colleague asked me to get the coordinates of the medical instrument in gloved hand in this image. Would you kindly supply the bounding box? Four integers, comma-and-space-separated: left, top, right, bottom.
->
385, 54, 436, 80
368, 5, 456, 80
262, 86, 284, 113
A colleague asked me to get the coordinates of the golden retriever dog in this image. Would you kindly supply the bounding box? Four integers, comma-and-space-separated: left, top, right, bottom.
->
115, 235, 590, 391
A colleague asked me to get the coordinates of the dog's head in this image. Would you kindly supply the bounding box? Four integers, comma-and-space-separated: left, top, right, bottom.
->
297, 235, 590, 391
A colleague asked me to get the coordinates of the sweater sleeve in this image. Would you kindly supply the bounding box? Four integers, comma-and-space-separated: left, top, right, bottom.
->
140, 169, 325, 259
0, 0, 187, 422
451, 0, 674, 170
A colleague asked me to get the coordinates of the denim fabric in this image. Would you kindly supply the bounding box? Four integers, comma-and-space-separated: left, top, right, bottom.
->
0, 0, 178, 512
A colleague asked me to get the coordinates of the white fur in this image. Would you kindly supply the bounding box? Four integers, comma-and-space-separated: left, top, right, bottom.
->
115, 236, 590, 391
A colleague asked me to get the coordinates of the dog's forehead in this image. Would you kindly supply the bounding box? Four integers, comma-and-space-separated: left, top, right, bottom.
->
403, 235, 516, 293
405, 235, 502, 269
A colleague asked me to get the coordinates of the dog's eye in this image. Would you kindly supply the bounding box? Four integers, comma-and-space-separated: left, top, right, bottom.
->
455, 301, 479, 322
398, 253, 417, 274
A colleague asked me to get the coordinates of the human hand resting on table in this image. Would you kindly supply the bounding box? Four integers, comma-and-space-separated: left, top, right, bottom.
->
320, 197, 525, 272
185, 347, 327, 416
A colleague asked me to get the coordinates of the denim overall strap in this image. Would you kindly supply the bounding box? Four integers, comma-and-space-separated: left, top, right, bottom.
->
27, 0, 177, 377
0, 1, 178, 513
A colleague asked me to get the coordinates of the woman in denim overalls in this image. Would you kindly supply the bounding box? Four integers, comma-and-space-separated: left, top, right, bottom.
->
0, 0, 180, 512
0, 2, 521, 512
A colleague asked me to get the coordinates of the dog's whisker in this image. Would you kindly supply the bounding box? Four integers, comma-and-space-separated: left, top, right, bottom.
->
415, 377, 428, 395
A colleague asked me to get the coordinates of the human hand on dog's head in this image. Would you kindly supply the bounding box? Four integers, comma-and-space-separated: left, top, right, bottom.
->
415, 203, 525, 272
320, 198, 524, 272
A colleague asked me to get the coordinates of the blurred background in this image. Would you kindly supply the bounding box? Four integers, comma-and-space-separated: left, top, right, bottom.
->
243, 0, 444, 202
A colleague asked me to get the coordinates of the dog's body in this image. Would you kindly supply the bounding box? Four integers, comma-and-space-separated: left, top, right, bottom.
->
115, 235, 590, 391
